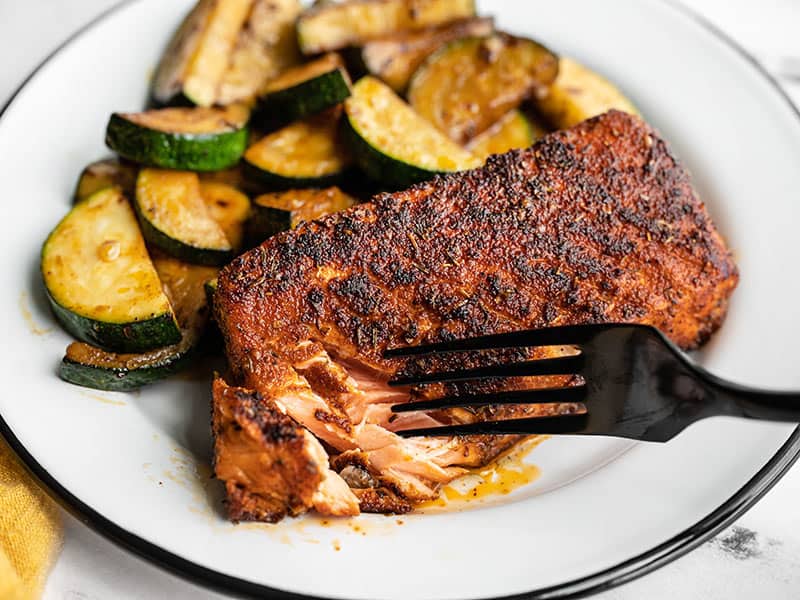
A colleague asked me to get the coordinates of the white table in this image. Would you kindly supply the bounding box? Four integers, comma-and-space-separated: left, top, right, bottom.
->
1, 1, 798, 598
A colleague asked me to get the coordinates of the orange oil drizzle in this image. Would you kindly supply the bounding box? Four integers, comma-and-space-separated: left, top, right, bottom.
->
418, 436, 546, 509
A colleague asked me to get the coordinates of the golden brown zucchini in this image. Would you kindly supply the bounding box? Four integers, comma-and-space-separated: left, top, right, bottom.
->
297, 0, 476, 54
42, 187, 181, 353
153, 254, 219, 330
198, 166, 246, 189
217, 0, 302, 105
199, 181, 251, 250
73, 158, 137, 204
465, 110, 545, 161
355, 17, 493, 92
247, 187, 357, 243
243, 111, 351, 189
534, 57, 639, 130
408, 33, 559, 143
61, 340, 193, 391
151, 0, 253, 107
342, 76, 480, 187
60, 255, 218, 391
135, 169, 233, 266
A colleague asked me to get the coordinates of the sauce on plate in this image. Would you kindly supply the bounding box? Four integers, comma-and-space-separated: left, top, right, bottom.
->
418, 435, 546, 509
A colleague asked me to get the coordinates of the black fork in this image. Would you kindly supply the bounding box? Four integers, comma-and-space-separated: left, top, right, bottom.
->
384, 324, 800, 441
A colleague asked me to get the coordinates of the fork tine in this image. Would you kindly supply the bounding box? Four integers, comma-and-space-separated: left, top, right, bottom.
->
396, 413, 589, 437
384, 324, 604, 358
391, 385, 586, 413
388, 354, 585, 386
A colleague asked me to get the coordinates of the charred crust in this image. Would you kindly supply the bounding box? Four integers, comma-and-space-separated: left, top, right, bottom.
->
212, 378, 322, 523
314, 408, 353, 433
225, 482, 288, 524
229, 388, 302, 444
212, 111, 739, 517
354, 487, 413, 514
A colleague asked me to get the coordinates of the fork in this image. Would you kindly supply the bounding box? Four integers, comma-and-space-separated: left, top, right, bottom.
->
384, 324, 800, 441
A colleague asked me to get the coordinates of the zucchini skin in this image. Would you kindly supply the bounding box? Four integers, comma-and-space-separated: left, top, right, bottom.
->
241, 159, 345, 190
245, 187, 357, 246
255, 69, 350, 126
341, 118, 436, 189
133, 199, 233, 267
59, 348, 194, 391
105, 113, 248, 172
45, 289, 181, 353
246, 204, 292, 243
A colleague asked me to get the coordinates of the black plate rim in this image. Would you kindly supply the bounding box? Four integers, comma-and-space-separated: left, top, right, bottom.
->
1, 1, 799, 598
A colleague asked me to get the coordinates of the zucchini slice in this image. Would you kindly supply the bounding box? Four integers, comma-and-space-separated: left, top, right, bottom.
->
343, 76, 480, 187
106, 105, 249, 172
151, 0, 253, 107
217, 0, 302, 105
243, 112, 351, 188
255, 53, 351, 126
408, 34, 559, 143
153, 254, 218, 330
465, 110, 544, 161
297, 0, 476, 54
355, 17, 493, 92
534, 57, 639, 130
60, 341, 193, 391
73, 158, 137, 204
199, 181, 251, 250
247, 187, 356, 244
135, 169, 233, 266
60, 255, 218, 391
198, 165, 245, 190
41, 187, 181, 353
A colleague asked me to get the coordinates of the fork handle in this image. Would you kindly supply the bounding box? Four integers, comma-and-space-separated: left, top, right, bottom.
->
705, 372, 800, 423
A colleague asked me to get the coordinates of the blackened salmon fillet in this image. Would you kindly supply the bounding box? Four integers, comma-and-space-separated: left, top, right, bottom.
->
213, 110, 738, 520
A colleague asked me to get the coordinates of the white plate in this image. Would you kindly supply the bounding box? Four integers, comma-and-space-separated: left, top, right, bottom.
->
1, 1, 799, 598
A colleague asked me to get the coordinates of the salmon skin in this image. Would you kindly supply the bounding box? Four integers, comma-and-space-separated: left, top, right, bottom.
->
213, 110, 738, 521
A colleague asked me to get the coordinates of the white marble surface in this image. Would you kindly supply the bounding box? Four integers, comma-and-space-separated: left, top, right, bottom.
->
1, 1, 799, 598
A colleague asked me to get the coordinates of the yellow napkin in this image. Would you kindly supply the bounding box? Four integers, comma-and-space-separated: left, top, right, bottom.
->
0, 436, 62, 600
